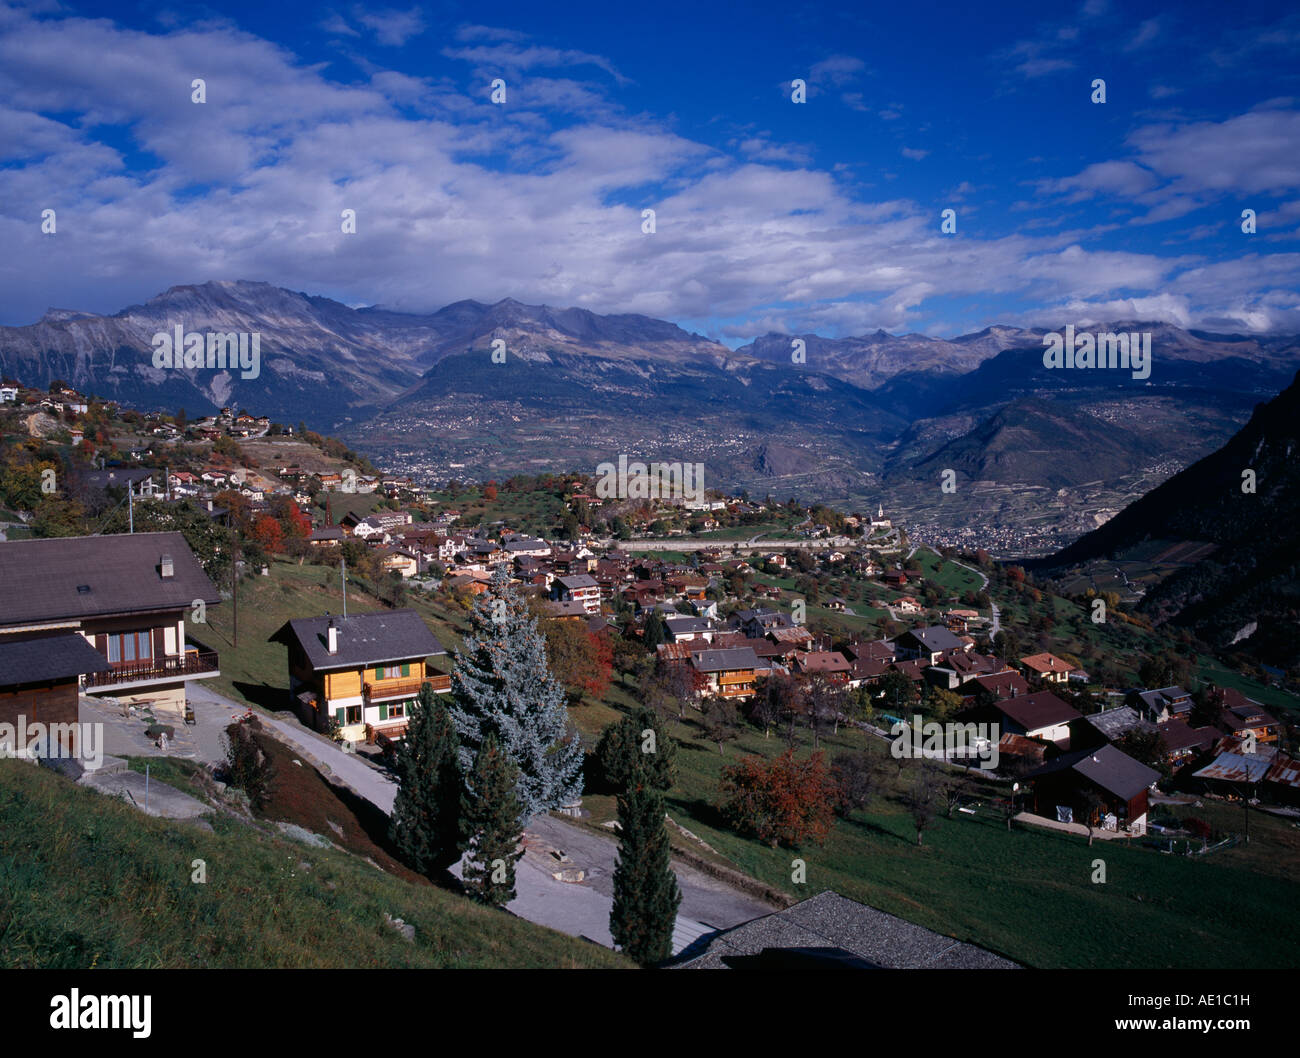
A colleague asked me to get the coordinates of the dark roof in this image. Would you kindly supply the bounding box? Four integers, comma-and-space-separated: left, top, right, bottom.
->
0, 633, 110, 685
672, 891, 1017, 970
1026, 743, 1160, 800
0, 532, 221, 627
1156, 719, 1217, 754
84, 468, 156, 489
692, 647, 760, 672
971, 671, 1031, 698
274, 610, 445, 672
1085, 705, 1152, 741
898, 625, 965, 654
994, 690, 1081, 732
665, 616, 712, 634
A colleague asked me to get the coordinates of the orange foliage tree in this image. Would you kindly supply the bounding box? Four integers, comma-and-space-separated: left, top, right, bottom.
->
718, 748, 837, 848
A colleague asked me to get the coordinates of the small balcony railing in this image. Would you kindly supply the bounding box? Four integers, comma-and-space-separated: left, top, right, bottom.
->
362, 673, 451, 701
84, 650, 219, 689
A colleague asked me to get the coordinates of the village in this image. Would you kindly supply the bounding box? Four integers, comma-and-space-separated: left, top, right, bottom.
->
2, 380, 1299, 969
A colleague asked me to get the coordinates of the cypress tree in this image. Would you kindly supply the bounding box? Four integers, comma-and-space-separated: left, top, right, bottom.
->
596, 705, 676, 792
447, 568, 583, 822
388, 682, 463, 876
609, 751, 681, 965
460, 732, 523, 907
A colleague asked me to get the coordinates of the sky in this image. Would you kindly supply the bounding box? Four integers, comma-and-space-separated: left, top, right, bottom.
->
1, 0, 1298, 344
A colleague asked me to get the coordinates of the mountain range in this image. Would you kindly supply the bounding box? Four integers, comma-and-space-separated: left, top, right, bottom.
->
4, 279, 1299, 536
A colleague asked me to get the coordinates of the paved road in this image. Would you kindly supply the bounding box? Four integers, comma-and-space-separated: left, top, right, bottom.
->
945, 554, 1000, 637
185, 682, 775, 956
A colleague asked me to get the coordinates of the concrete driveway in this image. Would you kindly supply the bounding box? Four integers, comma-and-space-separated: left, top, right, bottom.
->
181, 682, 777, 957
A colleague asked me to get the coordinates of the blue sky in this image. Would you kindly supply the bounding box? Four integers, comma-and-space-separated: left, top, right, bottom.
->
1, 0, 1298, 342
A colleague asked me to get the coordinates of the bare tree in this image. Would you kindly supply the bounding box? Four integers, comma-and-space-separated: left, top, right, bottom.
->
701, 696, 740, 755
805, 674, 845, 749
903, 759, 939, 847
831, 750, 878, 817
754, 672, 798, 740
936, 767, 971, 819
1078, 789, 1105, 847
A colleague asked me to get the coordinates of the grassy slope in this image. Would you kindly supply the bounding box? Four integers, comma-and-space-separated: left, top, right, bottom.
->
197, 553, 1300, 969
0, 760, 629, 969
579, 703, 1300, 969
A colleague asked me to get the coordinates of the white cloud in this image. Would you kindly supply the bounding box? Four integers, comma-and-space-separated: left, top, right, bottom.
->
0, 7, 1292, 338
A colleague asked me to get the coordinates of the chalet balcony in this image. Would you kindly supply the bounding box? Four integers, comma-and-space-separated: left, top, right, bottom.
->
362, 673, 451, 702
84, 649, 220, 691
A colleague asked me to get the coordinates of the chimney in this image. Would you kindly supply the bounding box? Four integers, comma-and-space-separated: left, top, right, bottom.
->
327, 618, 338, 655
160, 554, 174, 578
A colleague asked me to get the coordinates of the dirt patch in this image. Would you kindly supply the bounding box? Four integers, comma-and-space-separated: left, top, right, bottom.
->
247, 725, 429, 886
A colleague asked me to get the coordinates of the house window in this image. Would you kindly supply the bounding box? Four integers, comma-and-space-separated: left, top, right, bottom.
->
375, 664, 412, 680
344, 705, 361, 725
388, 700, 407, 720
106, 631, 152, 665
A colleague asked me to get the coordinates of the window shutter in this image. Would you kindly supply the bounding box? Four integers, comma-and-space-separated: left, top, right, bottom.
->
374, 665, 383, 680
335, 708, 345, 725
379, 702, 388, 720
401, 663, 410, 677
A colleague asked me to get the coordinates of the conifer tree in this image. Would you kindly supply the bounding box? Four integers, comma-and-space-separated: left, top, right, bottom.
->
609, 750, 681, 965
596, 705, 676, 792
448, 569, 583, 821
460, 732, 523, 906
388, 682, 463, 876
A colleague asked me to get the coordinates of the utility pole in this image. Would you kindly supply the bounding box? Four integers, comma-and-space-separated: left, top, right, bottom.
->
341, 556, 347, 617
230, 528, 239, 649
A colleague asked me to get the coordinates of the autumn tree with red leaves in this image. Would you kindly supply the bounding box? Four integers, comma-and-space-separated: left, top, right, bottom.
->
542, 619, 613, 702
719, 748, 837, 848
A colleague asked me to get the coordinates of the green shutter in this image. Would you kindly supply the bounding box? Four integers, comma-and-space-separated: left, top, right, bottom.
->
379, 702, 388, 720
335, 707, 345, 725
401, 663, 410, 677
374, 665, 383, 679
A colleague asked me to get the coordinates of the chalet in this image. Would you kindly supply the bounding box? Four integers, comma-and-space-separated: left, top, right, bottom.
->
1080, 705, 1151, 747
691, 647, 760, 700
503, 536, 552, 558
0, 634, 110, 758
894, 626, 966, 664
545, 600, 590, 621
379, 548, 420, 579
1209, 687, 1279, 744
845, 639, 896, 664
1019, 652, 1073, 685
965, 690, 1081, 748
925, 650, 1002, 691
0, 532, 222, 722
967, 670, 1030, 701
1131, 685, 1193, 724
943, 609, 980, 633
553, 574, 601, 615
272, 610, 449, 744
732, 606, 792, 639
1155, 718, 1218, 766
0, 385, 18, 403
1025, 744, 1161, 834
84, 468, 160, 498
664, 615, 715, 644
792, 651, 852, 683
881, 571, 908, 588
896, 596, 922, 614
308, 526, 346, 547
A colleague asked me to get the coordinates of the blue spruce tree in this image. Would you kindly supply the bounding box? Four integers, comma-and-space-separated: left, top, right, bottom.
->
448, 568, 583, 821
